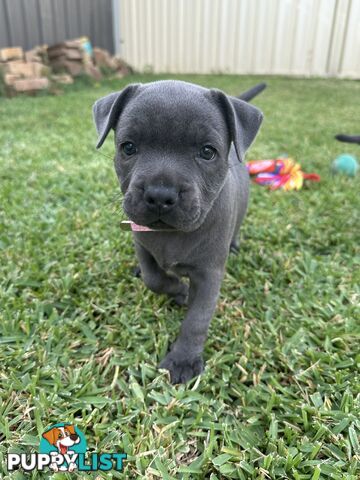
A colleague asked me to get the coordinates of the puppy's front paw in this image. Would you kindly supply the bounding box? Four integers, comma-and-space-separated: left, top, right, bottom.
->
159, 351, 204, 384
170, 283, 189, 307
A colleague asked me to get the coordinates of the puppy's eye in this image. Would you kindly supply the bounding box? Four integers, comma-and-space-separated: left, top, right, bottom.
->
199, 145, 216, 160
121, 142, 137, 156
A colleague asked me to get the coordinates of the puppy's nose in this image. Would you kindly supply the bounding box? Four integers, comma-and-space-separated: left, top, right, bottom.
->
70, 434, 78, 441
144, 185, 178, 213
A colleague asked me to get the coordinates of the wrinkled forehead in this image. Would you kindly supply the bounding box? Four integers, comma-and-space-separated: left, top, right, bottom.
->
116, 83, 227, 146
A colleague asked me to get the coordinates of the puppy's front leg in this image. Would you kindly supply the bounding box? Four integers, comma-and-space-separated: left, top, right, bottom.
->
159, 266, 224, 384
135, 241, 189, 305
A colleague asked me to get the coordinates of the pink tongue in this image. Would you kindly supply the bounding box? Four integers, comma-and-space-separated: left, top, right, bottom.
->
60, 444, 67, 455
131, 222, 153, 232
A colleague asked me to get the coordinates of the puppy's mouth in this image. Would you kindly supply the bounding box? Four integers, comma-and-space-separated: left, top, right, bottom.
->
123, 190, 202, 232
59, 444, 68, 455
130, 213, 201, 232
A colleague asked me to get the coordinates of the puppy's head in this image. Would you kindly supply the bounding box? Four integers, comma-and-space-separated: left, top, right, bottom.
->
93, 80, 262, 232
42, 424, 80, 453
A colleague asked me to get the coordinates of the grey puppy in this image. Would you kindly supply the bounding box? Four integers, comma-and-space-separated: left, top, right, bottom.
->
93, 80, 263, 384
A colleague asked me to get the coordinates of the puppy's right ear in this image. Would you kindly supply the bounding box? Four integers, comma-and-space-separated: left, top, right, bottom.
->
92, 83, 140, 149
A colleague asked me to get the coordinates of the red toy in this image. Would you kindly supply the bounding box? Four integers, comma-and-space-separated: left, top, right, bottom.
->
246, 157, 320, 191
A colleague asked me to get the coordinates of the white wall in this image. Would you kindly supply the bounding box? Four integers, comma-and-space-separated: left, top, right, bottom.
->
116, 0, 360, 78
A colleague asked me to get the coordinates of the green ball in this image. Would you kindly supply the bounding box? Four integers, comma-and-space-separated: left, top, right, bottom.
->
332, 154, 359, 177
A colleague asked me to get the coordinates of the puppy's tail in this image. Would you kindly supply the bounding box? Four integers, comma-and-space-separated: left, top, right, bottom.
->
238, 83, 267, 102
335, 134, 360, 145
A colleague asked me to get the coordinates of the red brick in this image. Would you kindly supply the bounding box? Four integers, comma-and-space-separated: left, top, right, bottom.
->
93, 47, 117, 70
5, 61, 34, 77
0, 47, 23, 62
48, 47, 83, 61
4, 61, 48, 78
31, 62, 49, 77
51, 74, 74, 84
48, 40, 82, 51
25, 49, 42, 63
50, 60, 83, 76
13, 77, 49, 92
84, 63, 102, 80
4, 74, 19, 86
113, 56, 132, 75
25, 45, 48, 64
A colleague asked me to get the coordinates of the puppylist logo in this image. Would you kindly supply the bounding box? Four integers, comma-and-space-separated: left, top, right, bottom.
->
7, 423, 127, 473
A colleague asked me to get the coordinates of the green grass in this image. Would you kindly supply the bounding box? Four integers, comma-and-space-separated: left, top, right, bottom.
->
0, 74, 359, 479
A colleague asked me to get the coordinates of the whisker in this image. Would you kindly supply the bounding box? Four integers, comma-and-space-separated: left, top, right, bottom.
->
93, 148, 114, 161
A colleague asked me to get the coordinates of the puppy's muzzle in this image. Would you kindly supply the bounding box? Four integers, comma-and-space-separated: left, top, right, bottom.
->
144, 185, 179, 215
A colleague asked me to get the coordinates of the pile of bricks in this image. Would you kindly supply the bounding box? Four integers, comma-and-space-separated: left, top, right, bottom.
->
47, 38, 102, 80
0, 46, 50, 95
0, 38, 132, 97
93, 47, 132, 77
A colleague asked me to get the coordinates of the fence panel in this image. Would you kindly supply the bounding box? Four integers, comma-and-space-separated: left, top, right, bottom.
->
0, 0, 114, 53
118, 0, 359, 78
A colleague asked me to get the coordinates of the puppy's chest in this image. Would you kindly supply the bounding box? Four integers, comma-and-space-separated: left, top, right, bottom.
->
152, 246, 180, 272
135, 233, 193, 274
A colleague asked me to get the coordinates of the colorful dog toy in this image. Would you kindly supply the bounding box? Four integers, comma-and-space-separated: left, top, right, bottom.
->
246, 157, 320, 191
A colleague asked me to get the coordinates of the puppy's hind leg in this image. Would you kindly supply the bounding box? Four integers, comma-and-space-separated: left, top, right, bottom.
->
134, 242, 188, 306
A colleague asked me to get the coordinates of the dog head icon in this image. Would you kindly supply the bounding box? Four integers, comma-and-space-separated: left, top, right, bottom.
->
42, 424, 80, 455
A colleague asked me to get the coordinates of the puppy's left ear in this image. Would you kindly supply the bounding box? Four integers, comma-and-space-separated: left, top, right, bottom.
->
210, 90, 263, 161
92, 83, 140, 148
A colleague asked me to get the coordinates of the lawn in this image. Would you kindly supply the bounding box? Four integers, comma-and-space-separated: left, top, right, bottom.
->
0, 74, 359, 479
